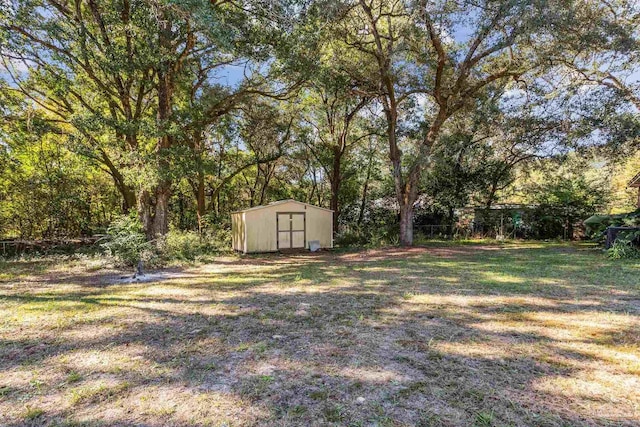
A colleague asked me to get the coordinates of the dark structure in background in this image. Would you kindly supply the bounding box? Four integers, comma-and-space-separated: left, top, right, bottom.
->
584, 173, 640, 249
343, 198, 597, 242
604, 226, 640, 249
456, 204, 588, 240
602, 172, 640, 248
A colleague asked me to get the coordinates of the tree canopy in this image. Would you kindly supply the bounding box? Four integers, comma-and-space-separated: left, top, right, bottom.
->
1, 0, 638, 244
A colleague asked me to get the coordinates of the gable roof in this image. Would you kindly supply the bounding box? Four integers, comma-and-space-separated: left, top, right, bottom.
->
629, 172, 640, 188
232, 199, 334, 214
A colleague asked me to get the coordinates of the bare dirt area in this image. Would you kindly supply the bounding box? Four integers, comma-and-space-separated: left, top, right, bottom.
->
0, 242, 638, 426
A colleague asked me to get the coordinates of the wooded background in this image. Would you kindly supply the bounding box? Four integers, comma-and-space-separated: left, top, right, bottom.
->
1, 0, 638, 246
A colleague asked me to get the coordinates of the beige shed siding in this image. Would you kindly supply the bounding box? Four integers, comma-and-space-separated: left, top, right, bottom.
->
304, 204, 333, 249
239, 201, 333, 253
231, 212, 246, 252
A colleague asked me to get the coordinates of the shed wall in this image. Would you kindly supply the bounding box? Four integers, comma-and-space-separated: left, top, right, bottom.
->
243, 201, 333, 253
231, 212, 245, 252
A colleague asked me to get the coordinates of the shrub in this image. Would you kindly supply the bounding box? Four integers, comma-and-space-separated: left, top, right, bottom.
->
335, 223, 399, 248
337, 201, 399, 247
101, 214, 153, 266
334, 229, 369, 247
584, 210, 640, 240
161, 230, 204, 261
207, 227, 232, 251
607, 240, 640, 259
159, 227, 232, 261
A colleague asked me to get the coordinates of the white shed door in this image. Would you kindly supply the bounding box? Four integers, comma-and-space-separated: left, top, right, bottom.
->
277, 213, 305, 249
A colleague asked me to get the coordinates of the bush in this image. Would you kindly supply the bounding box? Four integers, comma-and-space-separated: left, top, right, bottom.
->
334, 229, 369, 247
337, 201, 400, 247
101, 214, 154, 267
584, 210, 640, 240
207, 227, 232, 251
100, 215, 233, 265
335, 224, 399, 248
607, 240, 640, 259
159, 227, 231, 261
160, 230, 204, 261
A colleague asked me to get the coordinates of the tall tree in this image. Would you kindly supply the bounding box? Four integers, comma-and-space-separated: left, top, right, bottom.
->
327, 0, 569, 245
1, 0, 158, 212
300, 71, 372, 232
1, 0, 297, 238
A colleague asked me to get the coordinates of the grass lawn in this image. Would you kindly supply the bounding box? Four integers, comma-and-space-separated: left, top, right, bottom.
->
0, 242, 639, 426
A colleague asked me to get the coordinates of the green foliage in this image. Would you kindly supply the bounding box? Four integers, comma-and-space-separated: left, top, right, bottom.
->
616, 228, 640, 244
513, 156, 612, 239
101, 219, 232, 265
159, 228, 231, 261
337, 200, 400, 247
0, 128, 119, 239
607, 240, 640, 260
584, 211, 640, 240
335, 227, 399, 248
1, 0, 639, 248
101, 214, 153, 267
584, 215, 612, 238
161, 230, 205, 261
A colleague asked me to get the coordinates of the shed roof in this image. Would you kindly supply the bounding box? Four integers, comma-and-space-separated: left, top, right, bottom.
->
629, 172, 640, 188
232, 199, 334, 214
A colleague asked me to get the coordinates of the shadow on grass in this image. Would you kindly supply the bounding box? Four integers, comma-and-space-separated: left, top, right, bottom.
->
0, 243, 638, 426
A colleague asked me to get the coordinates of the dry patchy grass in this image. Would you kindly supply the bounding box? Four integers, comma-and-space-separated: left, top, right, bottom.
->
0, 242, 638, 426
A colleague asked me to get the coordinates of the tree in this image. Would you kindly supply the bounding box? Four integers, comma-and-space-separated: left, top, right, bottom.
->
0, 0, 171, 213
0, 105, 119, 238
543, 1, 640, 160
299, 71, 373, 232
524, 155, 610, 239
608, 151, 640, 213
1, 0, 297, 238
327, 0, 562, 245
237, 102, 294, 208
1, 0, 637, 245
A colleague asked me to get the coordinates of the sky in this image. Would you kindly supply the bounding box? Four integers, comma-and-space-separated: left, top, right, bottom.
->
217, 65, 247, 87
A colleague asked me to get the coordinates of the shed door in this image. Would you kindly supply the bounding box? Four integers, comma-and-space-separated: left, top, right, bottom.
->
277, 213, 305, 250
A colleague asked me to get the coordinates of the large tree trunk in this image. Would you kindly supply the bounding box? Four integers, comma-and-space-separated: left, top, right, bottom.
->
386, 107, 417, 246
152, 183, 170, 237
399, 202, 414, 246
395, 173, 419, 246
152, 119, 172, 238
385, 105, 419, 246
398, 110, 447, 245
329, 181, 340, 234
147, 15, 176, 239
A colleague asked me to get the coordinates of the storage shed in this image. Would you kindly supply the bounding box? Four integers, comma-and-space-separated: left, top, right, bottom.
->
231, 200, 333, 253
